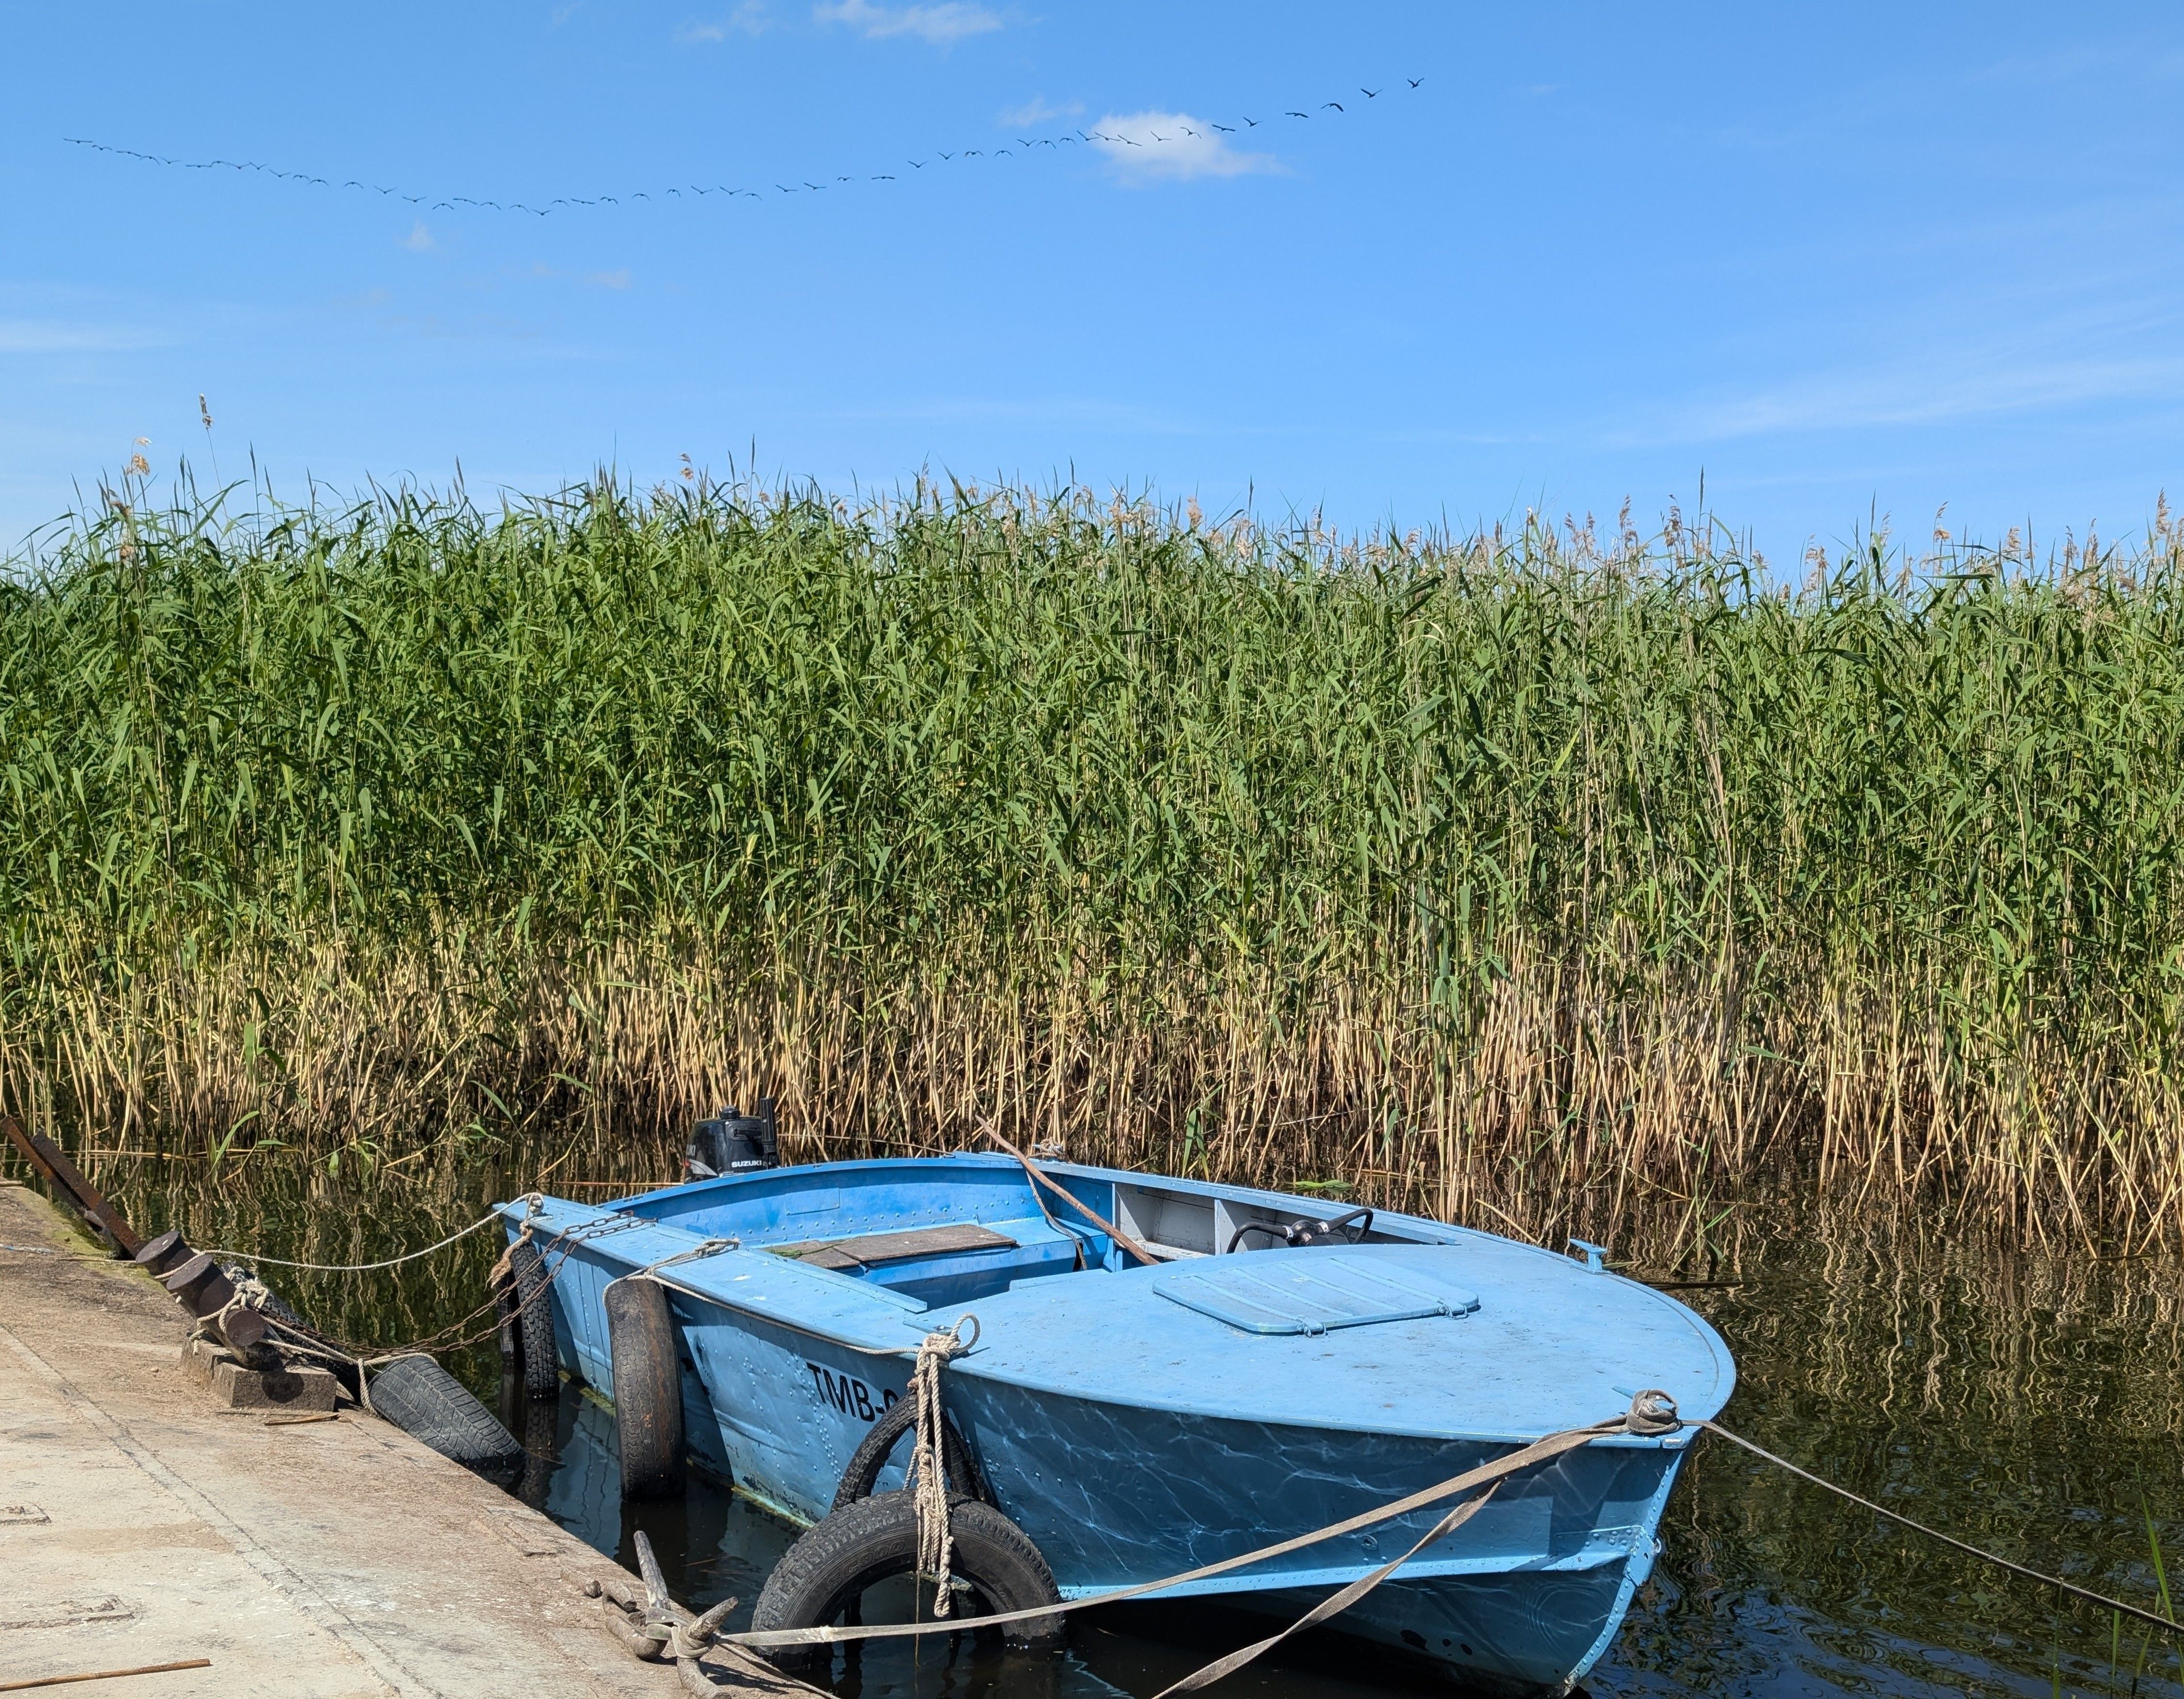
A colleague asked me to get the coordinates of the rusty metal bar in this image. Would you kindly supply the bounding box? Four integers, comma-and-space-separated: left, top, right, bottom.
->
0, 1114, 142, 1257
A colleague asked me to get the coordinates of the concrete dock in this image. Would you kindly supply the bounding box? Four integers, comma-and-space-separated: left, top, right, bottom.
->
0, 1182, 813, 1697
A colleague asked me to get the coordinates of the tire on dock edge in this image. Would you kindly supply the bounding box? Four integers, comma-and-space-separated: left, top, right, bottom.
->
369, 1353, 526, 1481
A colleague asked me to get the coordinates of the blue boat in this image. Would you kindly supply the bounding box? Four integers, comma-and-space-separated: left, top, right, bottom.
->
501, 1153, 1734, 1695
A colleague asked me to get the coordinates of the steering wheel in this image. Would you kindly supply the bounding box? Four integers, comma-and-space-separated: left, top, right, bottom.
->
1224, 1207, 1375, 1253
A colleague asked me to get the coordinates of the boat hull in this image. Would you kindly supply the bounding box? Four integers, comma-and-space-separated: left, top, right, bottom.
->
543, 1235, 1684, 1693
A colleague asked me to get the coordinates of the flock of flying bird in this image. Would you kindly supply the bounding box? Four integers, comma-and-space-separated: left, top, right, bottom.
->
64, 76, 1425, 217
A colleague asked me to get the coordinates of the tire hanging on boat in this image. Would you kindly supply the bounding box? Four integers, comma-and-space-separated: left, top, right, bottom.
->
605, 1276, 684, 1499
751, 1490, 1062, 1674
830, 1389, 991, 1512
496, 1239, 558, 1401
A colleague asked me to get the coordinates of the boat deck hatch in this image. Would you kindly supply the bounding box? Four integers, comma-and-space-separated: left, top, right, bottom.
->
1157, 1255, 1480, 1335
782, 1223, 1021, 1271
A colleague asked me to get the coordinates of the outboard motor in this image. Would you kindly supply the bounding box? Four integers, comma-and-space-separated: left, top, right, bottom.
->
686, 1097, 778, 1179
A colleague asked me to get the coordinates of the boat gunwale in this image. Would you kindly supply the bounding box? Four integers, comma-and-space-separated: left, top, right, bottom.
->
502, 1161, 1730, 1441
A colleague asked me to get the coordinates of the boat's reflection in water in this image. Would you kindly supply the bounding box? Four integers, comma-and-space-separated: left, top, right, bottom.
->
504, 1379, 1456, 1699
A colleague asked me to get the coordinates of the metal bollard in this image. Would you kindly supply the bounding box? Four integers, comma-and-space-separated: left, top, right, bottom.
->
133, 1228, 194, 1278
162, 1251, 272, 1356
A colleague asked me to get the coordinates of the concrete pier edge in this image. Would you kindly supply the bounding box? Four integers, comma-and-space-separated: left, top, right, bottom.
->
0, 1181, 820, 1697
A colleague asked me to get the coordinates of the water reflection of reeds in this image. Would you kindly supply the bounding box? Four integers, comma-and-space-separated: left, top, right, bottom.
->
1615, 1203, 2184, 1699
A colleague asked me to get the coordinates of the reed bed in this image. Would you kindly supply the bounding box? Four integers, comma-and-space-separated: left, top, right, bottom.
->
6, 474, 2184, 1245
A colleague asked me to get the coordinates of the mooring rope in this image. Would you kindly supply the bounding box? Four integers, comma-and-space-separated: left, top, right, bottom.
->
605, 1235, 743, 1291
728, 1385, 2183, 1663
207, 1196, 538, 1274
194, 1196, 635, 1411
903, 1318, 978, 1617
1695, 1417, 2183, 1635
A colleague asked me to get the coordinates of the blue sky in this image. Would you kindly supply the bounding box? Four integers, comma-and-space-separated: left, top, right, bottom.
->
5, 2, 2183, 560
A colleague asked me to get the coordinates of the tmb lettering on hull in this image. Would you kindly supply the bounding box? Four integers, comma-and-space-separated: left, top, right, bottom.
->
805, 1362, 899, 1422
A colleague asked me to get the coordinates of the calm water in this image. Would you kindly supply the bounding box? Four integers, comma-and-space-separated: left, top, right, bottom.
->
110, 1163, 2184, 1699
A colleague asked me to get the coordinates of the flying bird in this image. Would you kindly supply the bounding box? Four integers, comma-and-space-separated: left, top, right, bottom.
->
1286, 110, 1309, 119
1323, 101, 1344, 111
1407, 77, 1424, 88
1243, 116, 1259, 126
939, 151, 953, 160
1361, 87, 1381, 98
910, 159, 926, 167
1211, 123, 1234, 132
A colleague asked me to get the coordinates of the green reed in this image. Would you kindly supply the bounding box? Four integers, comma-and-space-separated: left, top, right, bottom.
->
6, 473, 2184, 1240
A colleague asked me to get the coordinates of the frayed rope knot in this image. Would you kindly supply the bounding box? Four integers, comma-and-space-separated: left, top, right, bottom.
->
1624, 1388, 1681, 1436
486, 1192, 546, 1291
905, 1315, 978, 1616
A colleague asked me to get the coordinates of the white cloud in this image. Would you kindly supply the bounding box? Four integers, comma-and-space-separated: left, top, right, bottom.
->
679, 1, 766, 41
813, 0, 1001, 45
1088, 111, 1278, 183
401, 221, 435, 251
997, 95, 1081, 128
0, 319, 159, 354
527, 262, 635, 291
1666, 352, 2184, 442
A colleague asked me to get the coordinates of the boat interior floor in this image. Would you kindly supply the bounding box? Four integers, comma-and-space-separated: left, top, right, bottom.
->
764, 1214, 1092, 1309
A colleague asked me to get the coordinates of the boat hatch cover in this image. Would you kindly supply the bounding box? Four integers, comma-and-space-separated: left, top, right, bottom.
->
1156, 1253, 1481, 1335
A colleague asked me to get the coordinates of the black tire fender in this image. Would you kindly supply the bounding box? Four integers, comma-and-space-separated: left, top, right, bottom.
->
368, 1353, 525, 1480
606, 1276, 684, 1499
831, 1393, 991, 1513
751, 1490, 1062, 1673
516, 1396, 558, 1510
498, 1239, 558, 1400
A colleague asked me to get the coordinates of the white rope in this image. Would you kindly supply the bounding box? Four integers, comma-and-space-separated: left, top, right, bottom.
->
208, 1194, 542, 1273
902, 1317, 976, 1617
604, 1236, 743, 1292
